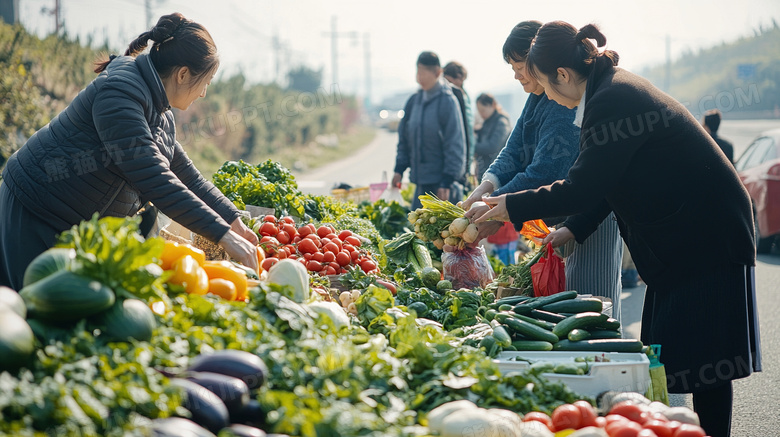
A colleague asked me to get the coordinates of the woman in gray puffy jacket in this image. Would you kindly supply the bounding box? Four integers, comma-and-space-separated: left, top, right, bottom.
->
0, 13, 258, 290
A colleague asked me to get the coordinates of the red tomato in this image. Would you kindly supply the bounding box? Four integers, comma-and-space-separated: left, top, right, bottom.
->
329, 261, 340, 270
323, 242, 340, 253
638, 430, 659, 437
259, 236, 279, 245
276, 249, 287, 259
643, 420, 674, 437
312, 252, 325, 262
281, 216, 295, 224
522, 412, 553, 430
316, 226, 332, 238
344, 236, 361, 247
596, 417, 607, 428
350, 250, 359, 262
288, 254, 297, 260
375, 279, 397, 295
336, 251, 351, 267
340, 268, 348, 274
322, 252, 336, 263
338, 229, 353, 240
573, 400, 598, 428
262, 214, 277, 222
321, 237, 331, 246
605, 415, 629, 426
303, 253, 313, 260
259, 222, 278, 236
305, 233, 322, 247
360, 260, 377, 273
293, 235, 302, 244
280, 223, 297, 237
551, 404, 582, 432
330, 237, 343, 251
343, 243, 355, 253
326, 266, 337, 275
306, 260, 322, 271
298, 225, 313, 237
672, 424, 706, 437
610, 402, 647, 423
606, 420, 642, 437
276, 231, 291, 244
642, 413, 670, 425
284, 244, 296, 254
261, 257, 279, 271
297, 238, 318, 254
325, 233, 338, 240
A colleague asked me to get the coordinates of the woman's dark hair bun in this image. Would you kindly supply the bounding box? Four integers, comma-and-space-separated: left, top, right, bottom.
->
575, 24, 607, 48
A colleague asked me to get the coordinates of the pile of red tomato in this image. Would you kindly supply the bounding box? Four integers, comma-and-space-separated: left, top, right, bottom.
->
254, 215, 379, 276
522, 400, 708, 437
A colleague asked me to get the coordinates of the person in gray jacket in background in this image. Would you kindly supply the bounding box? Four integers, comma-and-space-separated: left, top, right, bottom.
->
392, 51, 467, 209
0, 13, 259, 290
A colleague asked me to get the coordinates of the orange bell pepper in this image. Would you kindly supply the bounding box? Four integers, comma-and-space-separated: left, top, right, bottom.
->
202, 260, 248, 301
168, 255, 209, 295
208, 278, 238, 301
161, 241, 206, 270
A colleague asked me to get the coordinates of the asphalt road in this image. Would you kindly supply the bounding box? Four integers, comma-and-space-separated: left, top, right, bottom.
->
621, 249, 780, 436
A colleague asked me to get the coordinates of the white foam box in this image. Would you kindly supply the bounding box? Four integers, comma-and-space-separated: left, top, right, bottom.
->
493, 351, 651, 398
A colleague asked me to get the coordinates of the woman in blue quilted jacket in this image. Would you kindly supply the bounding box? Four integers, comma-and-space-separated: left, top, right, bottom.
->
0, 13, 259, 290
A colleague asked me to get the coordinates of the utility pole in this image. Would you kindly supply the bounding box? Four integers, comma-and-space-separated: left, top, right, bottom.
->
272, 31, 282, 85
363, 32, 371, 109
664, 34, 671, 93
145, 0, 152, 29
321, 15, 358, 87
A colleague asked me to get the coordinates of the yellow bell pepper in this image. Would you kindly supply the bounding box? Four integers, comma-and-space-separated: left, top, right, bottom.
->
202, 260, 248, 301
168, 255, 209, 295
161, 241, 206, 270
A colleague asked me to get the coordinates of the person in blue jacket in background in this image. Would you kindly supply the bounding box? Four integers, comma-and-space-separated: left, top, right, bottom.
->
392, 51, 467, 209
462, 20, 624, 321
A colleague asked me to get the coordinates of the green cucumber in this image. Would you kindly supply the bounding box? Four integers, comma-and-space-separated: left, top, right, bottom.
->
511, 304, 533, 315
496, 295, 533, 306
503, 318, 559, 343
542, 298, 603, 314
494, 312, 513, 324
529, 309, 567, 323
511, 313, 556, 331
528, 290, 578, 309
595, 317, 622, 331
553, 363, 584, 375
586, 329, 622, 339
503, 345, 517, 351
479, 335, 500, 356
510, 340, 553, 351
485, 309, 498, 322
492, 325, 512, 347
498, 304, 514, 312
552, 312, 609, 338
552, 339, 644, 353
567, 328, 592, 341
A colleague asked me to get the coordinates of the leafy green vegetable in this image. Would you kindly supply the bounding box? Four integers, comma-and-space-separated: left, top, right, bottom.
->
213, 159, 306, 218
56, 214, 167, 303
356, 199, 411, 240
354, 285, 395, 325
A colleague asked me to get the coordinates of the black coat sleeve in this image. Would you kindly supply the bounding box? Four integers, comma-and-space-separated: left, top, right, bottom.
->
170, 141, 241, 226
92, 79, 231, 243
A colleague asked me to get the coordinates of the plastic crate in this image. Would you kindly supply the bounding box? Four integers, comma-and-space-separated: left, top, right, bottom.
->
494, 351, 651, 398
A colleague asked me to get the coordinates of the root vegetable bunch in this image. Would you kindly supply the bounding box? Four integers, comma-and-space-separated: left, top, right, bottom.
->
408, 194, 479, 250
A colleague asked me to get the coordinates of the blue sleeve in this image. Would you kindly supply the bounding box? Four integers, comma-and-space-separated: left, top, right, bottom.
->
493, 103, 580, 195
439, 94, 467, 187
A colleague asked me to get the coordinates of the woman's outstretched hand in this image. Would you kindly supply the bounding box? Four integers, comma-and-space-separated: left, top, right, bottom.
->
231, 217, 258, 245
471, 195, 510, 223
219, 229, 259, 273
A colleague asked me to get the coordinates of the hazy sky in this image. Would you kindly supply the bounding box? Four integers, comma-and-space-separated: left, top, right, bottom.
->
20, 0, 780, 108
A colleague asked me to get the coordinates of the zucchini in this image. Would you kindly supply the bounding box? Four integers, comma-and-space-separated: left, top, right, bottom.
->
511, 304, 533, 315
498, 304, 514, 312
529, 309, 567, 323
552, 312, 609, 338
20, 270, 115, 322
485, 309, 498, 322
542, 298, 603, 314
479, 335, 500, 356
496, 295, 532, 306
494, 312, 513, 324
587, 329, 622, 339
553, 339, 644, 353
596, 317, 622, 331
511, 313, 556, 331
567, 328, 592, 341
528, 290, 578, 309
503, 317, 559, 343
492, 325, 512, 348
511, 340, 553, 351
503, 345, 517, 351
554, 363, 584, 375
90, 299, 157, 342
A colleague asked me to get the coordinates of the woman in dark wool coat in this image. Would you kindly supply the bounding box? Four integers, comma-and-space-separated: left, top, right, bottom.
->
472, 21, 761, 437
0, 13, 260, 290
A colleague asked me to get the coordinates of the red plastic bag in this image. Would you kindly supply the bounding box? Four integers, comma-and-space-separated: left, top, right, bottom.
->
530, 242, 566, 297
442, 246, 495, 289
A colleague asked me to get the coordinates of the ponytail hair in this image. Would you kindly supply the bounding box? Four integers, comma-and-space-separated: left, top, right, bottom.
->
526, 21, 618, 89
94, 12, 218, 85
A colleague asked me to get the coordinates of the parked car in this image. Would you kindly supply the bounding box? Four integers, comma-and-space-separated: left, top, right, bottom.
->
735, 128, 780, 253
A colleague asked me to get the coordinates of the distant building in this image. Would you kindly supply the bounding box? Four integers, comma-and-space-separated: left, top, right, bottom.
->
1, 0, 19, 25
